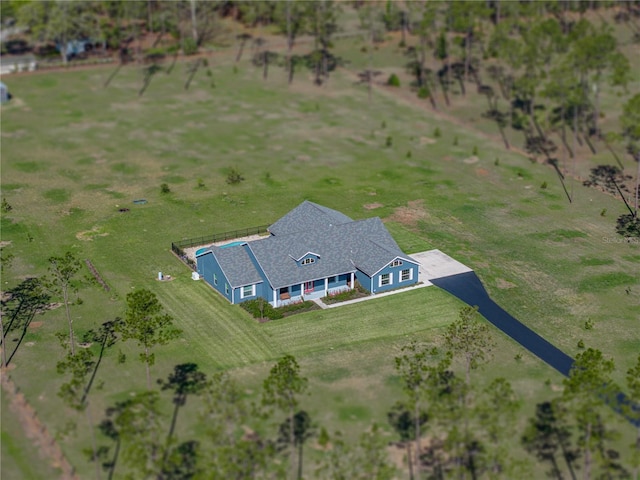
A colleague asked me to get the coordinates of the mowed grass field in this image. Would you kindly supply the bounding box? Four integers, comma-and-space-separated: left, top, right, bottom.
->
1, 48, 639, 476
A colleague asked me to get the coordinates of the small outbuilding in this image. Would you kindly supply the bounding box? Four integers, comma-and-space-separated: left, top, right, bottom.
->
0, 81, 9, 104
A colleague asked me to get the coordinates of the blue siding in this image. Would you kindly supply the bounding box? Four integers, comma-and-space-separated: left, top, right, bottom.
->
355, 269, 373, 292
197, 252, 233, 302
372, 261, 419, 294
331, 274, 349, 289
243, 245, 275, 304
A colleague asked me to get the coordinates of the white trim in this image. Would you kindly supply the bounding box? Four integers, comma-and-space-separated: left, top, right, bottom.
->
324, 277, 328, 296
240, 284, 256, 299
400, 268, 413, 282
369, 256, 420, 278
291, 251, 322, 262
379, 272, 392, 287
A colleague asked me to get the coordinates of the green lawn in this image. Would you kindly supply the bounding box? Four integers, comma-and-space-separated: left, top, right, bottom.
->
1, 46, 639, 477
1, 391, 62, 480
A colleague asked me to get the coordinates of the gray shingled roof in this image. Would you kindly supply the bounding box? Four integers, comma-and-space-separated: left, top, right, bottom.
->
268, 201, 353, 236
208, 245, 263, 288
201, 203, 418, 290
247, 216, 418, 289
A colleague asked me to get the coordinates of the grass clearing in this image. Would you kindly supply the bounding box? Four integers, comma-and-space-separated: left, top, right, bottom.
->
1, 50, 638, 477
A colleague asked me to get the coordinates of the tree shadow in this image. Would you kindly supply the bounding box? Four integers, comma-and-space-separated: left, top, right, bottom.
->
139, 64, 163, 97
277, 410, 315, 480
80, 318, 122, 405
158, 363, 208, 469
3, 277, 50, 366
547, 158, 573, 204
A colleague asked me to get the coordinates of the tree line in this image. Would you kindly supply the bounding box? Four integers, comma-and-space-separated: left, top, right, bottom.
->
2, 252, 639, 478
3, 1, 638, 236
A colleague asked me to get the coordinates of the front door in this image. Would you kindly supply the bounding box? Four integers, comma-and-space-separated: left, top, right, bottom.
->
304, 281, 314, 294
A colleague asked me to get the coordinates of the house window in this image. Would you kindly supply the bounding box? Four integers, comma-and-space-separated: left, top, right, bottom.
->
391, 260, 403, 267
379, 273, 391, 286
301, 257, 315, 265
213, 274, 218, 286
401, 269, 412, 282
328, 276, 336, 284
225, 283, 229, 295
241, 284, 255, 298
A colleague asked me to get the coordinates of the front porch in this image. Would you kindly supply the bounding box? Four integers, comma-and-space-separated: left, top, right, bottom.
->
273, 273, 355, 307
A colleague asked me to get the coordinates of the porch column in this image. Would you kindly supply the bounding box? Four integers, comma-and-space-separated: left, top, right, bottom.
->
324, 278, 328, 296
273, 289, 277, 306
351, 272, 354, 289
300, 283, 304, 297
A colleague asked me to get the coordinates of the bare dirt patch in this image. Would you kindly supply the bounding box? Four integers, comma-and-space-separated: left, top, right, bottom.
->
475, 167, 489, 176
1, 372, 78, 479
463, 156, 479, 164
28, 321, 43, 330
0, 240, 12, 248
76, 226, 109, 241
363, 203, 383, 210
419, 136, 436, 145
496, 278, 517, 290
387, 199, 429, 228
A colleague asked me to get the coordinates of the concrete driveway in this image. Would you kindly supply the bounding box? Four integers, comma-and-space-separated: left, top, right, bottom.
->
410, 249, 473, 284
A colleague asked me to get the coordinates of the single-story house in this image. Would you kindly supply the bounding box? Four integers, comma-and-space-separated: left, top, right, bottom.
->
196, 201, 420, 306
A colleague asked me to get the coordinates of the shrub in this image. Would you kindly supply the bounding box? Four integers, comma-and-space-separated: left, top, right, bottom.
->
600, 208, 607, 217
183, 37, 198, 56
233, 65, 239, 74
406, 150, 412, 158
1, 198, 12, 213
472, 145, 478, 156
160, 183, 171, 194
584, 319, 594, 330
226, 168, 244, 185
381, 120, 386, 129
241, 299, 283, 320
387, 73, 400, 87
385, 136, 393, 147
433, 127, 441, 138
453, 136, 458, 146
197, 178, 205, 189
417, 86, 430, 99
494, 158, 500, 166
515, 353, 523, 362
616, 214, 640, 238
540, 181, 548, 189
241, 299, 318, 320
278, 300, 318, 316
577, 339, 585, 349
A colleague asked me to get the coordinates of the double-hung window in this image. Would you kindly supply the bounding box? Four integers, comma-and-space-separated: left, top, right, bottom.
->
401, 269, 412, 282
379, 273, 391, 286
241, 284, 255, 298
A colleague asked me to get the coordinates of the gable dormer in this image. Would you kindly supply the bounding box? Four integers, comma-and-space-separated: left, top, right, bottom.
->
291, 252, 321, 267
